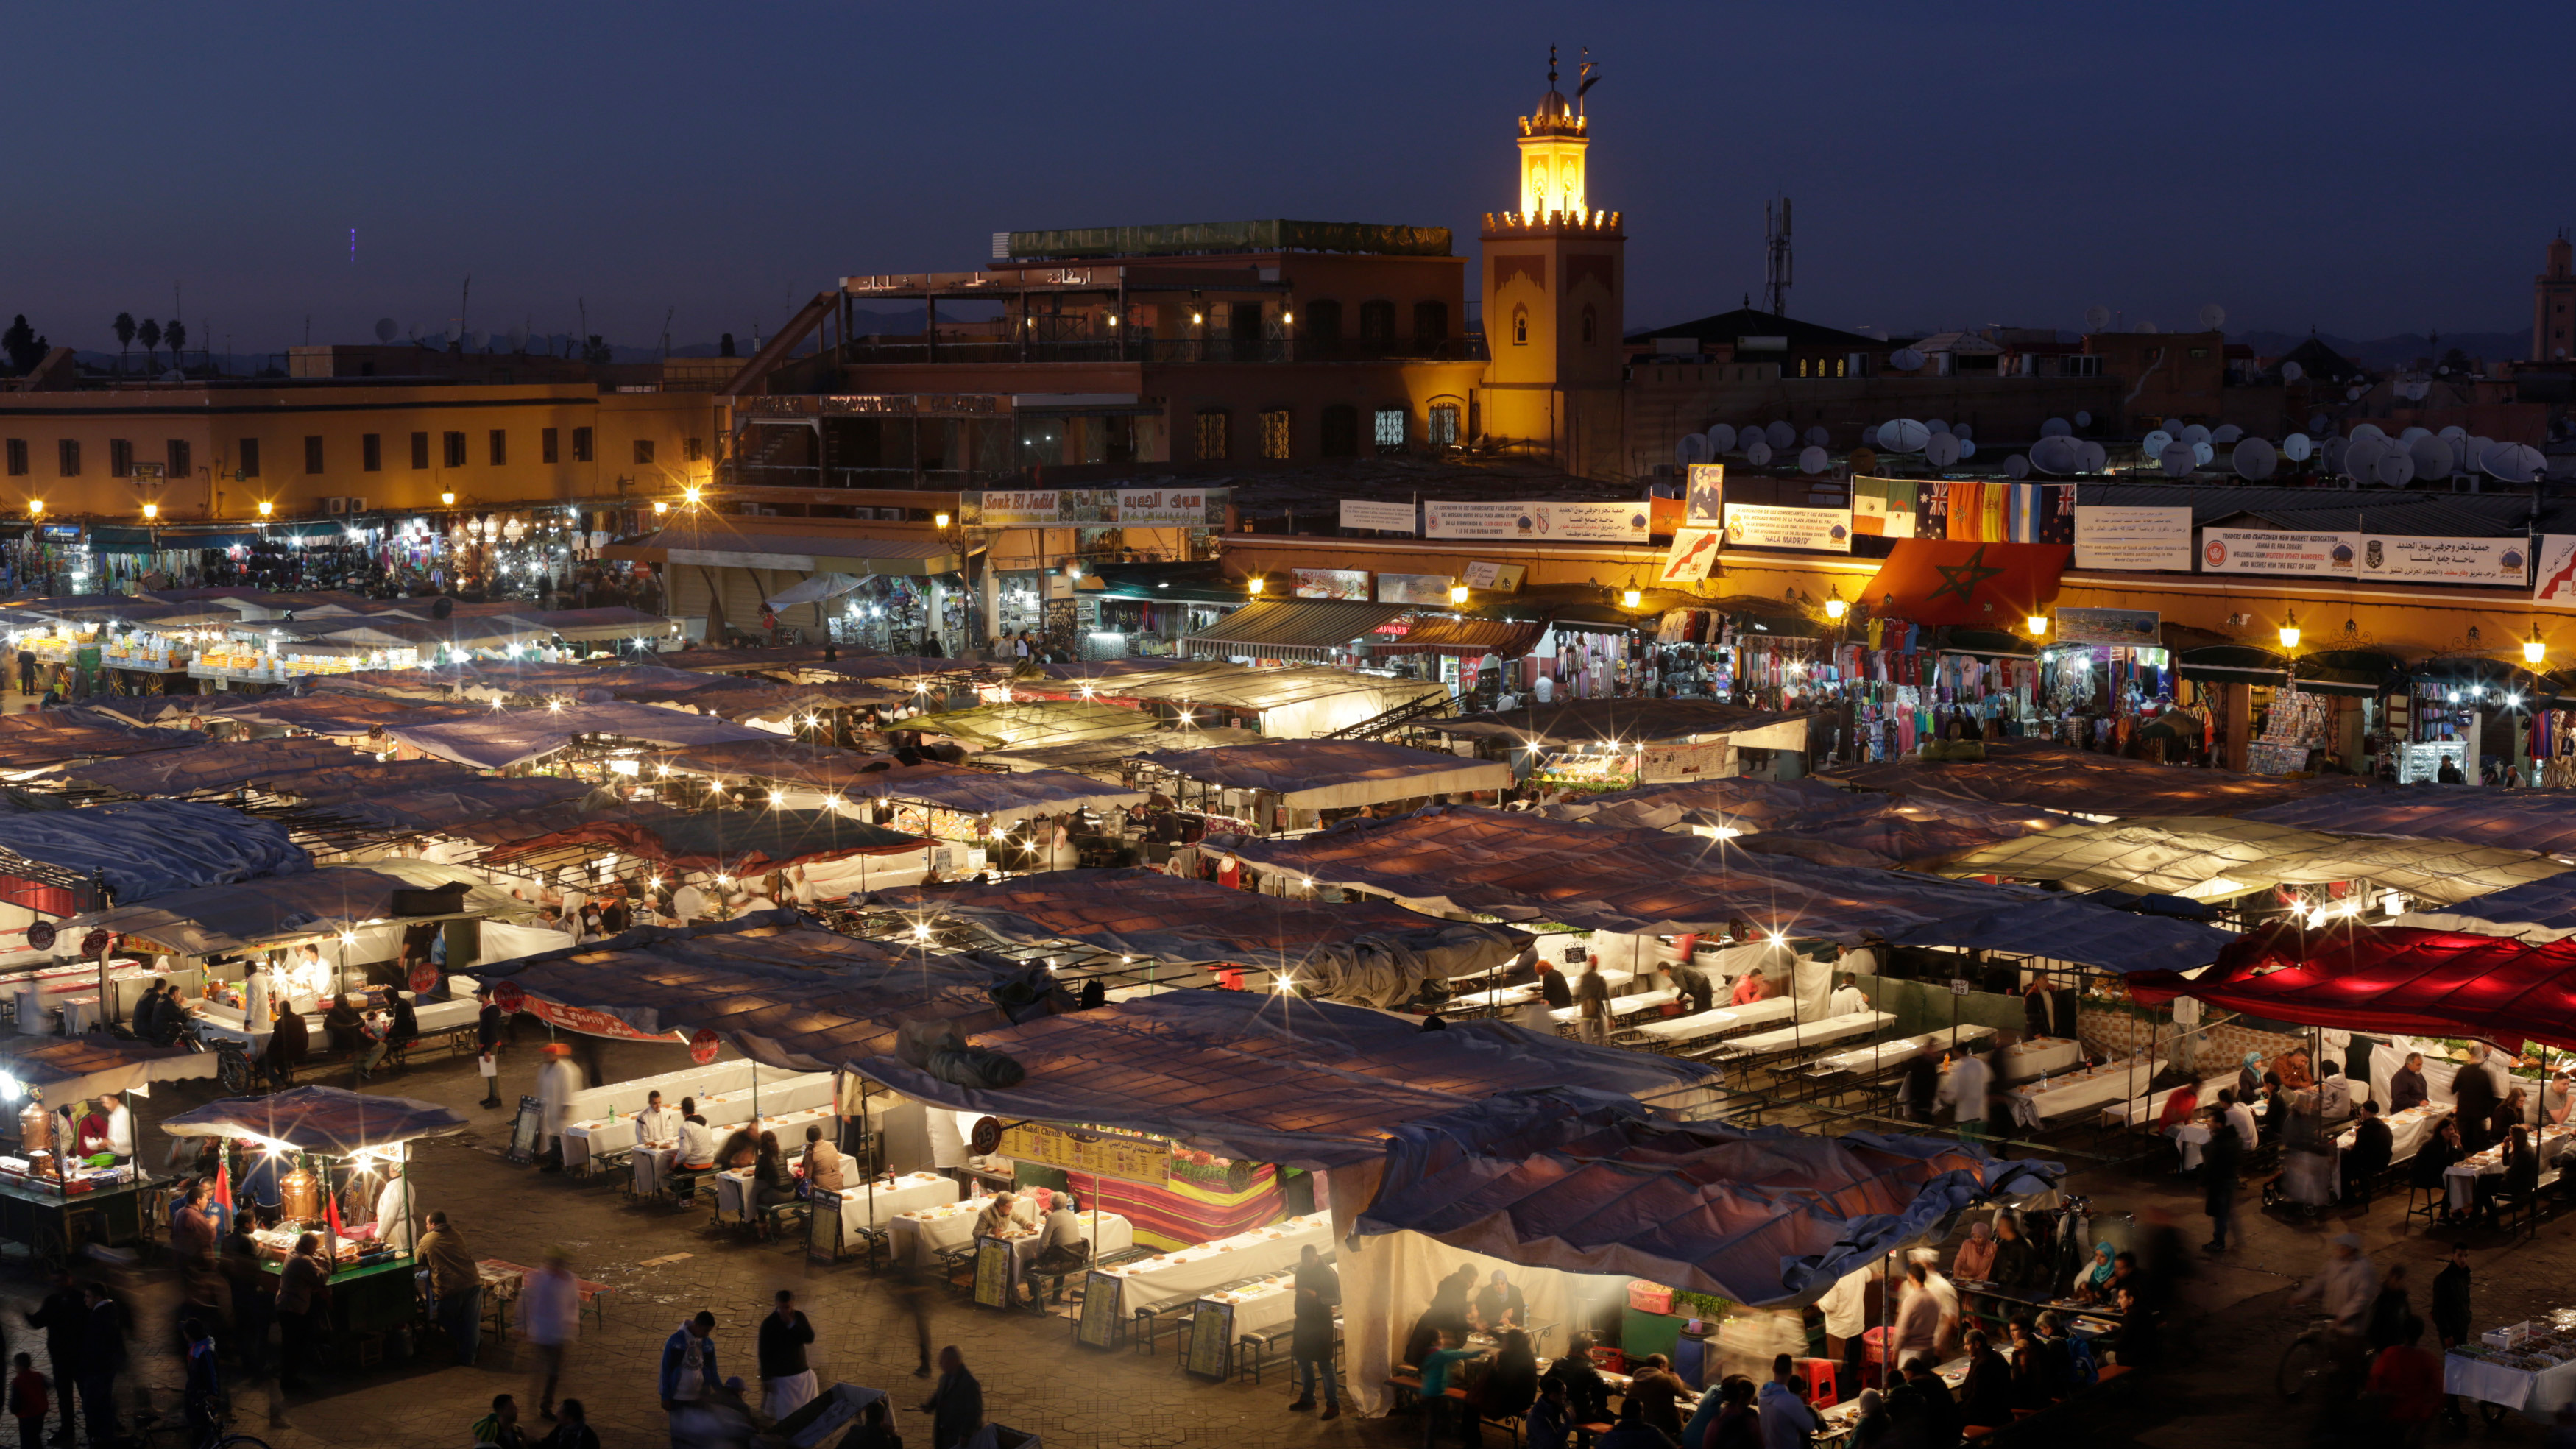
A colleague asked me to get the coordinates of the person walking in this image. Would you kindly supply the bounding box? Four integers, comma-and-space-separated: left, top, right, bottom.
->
659, 1311, 723, 1442
2201, 1102, 2243, 1253
758, 1289, 818, 1421
534, 1044, 584, 1172
475, 988, 507, 1109
219, 1216, 275, 1381
26, 1269, 85, 1438
76, 1283, 121, 1449
2432, 1244, 2474, 1429
519, 1249, 579, 1420
10, 1352, 46, 1449
917, 1346, 983, 1449
1936, 1047, 1992, 1146
889, 1262, 935, 1379
1287, 1244, 1341, 1420
420, 1210, 482, 1365
1574, 957, 1611, 1045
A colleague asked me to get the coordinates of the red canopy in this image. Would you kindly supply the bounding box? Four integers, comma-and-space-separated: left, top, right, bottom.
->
2126, 922, 2576, 1052
1865, 539, 2067, 627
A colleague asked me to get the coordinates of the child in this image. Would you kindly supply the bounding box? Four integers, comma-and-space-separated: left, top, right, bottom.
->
10, 1352, 46, 1449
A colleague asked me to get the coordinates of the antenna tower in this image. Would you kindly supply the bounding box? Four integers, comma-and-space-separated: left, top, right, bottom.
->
1763, 197, 1793, 316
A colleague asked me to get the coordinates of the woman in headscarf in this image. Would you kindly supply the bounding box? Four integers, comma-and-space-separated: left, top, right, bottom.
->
2237, 1050, 2265, 1102
1951, 1219, 1998, 1282
2070, 1241, 2118, 1302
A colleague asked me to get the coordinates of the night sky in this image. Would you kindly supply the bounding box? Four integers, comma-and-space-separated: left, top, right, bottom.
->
10, 2, 2571, 355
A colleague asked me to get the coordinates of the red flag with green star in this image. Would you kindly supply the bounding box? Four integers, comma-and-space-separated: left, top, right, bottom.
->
1864, 539, 2068, 626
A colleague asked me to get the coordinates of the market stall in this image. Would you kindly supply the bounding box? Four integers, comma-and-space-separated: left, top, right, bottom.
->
0, 1035, 214, 1266
1127, 738, 1510, 832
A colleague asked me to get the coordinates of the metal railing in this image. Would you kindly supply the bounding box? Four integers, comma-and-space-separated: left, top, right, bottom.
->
836, 336, 1486, 366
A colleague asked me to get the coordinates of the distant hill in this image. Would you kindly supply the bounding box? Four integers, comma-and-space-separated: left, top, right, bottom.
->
2236, 328, 2526, 369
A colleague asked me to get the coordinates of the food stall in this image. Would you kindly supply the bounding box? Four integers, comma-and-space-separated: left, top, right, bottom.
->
0, 1035, 217, 1266
160, 1085, 467, 1338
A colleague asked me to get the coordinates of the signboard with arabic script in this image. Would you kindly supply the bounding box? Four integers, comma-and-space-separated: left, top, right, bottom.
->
1723, 503, 1852, 553
961, 489, 1228, 528
1423, 500, 1651, 542
2357, 534, 2530, 585
2199, 529, 2356, 577
997, 1122, 1171, 1185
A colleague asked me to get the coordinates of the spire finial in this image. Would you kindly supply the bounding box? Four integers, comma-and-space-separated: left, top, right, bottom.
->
1548, 44, 1557, 87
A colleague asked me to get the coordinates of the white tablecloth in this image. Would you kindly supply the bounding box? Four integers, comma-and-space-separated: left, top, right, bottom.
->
565, 1071, 834, 1172
1630, 996, 1796, 1044
1810, 1025, 1996, 1077
1549, 988, 1680, 1025
815, 1172, 958, 1235
1715, 1010, 1893, 1058
187, 993, 477, 1053
2102, 1072, 2239, 1129
1200, 1276, 1299, 1336
1096, 1212, 1333, 1314
1997, 1038, 2082, 1081
2333, 1103, 2447, 1168
2002, 1055, 2160, 1129
886, 1199, 1135, 1274
2444, 1127, 2573, 1212
707, 1108, 839, 1219
2447, 1347, 2576, 1417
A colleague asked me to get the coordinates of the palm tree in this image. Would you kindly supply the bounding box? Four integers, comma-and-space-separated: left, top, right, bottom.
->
136, 319, 163, 368
112, 312, 136, 350
163, 319, 187, 358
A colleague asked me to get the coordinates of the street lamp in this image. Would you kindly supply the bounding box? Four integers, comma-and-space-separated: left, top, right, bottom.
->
440, 492, 456, 507
141, 503, 158, 520
2527, 623, 2548, 667
935, 511, 952, 529
654, 500, 670, 515
1449, 582, 1469, 606
1622, 587, 1643, 609
2277, 608, 2301, 651
2025, 612, 2049, 638
1246, 575, 1265, 596
24, 501, 40, 519
1823, 591, 1848, 620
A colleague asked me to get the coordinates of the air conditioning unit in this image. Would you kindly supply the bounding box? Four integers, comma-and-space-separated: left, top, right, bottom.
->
324, 497, 347, 514
347, 497, 367, 514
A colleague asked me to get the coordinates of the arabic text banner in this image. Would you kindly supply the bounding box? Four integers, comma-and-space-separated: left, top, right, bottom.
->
2074, 507, 2194, 571
2537, 535, 2576, 604
2198, 529, 2357, 577
1723, 503, 1852, 553
1423, 500, 1652, 542
2357, 534, 2530, 584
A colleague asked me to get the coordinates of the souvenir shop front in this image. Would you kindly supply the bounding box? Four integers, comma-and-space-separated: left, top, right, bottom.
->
1708, 617, 1829, 710
1515, 621, 1646, 703
1825, 627, 2045, 765
2035, 636, 2178, 755
2386, 659, 2520, 784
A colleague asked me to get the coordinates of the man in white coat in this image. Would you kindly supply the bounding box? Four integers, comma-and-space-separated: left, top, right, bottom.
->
1936, 1047, 1993, 1146
535, 1043, 584, 1172
372, 1163, 417, 1255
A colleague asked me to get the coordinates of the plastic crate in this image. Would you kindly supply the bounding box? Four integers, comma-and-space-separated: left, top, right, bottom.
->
1627, 1281, 1674, 1314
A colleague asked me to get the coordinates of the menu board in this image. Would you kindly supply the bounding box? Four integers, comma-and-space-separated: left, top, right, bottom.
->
1076, 1270, 1124, 1349
1184, 1298, 1236, 1379
972, 1237, 1014, 1308
997, 1122, 1171, 1186
506, 1096, 545, 1165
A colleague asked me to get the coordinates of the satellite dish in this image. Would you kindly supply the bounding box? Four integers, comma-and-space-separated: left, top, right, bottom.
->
1878, 419, 1931, 453
2030, 435, 2084, 474
2179, 423, 2212, 447
2084, 305, 2112, 331
2409, 435, 2453, 480
1744, 439, 1773, 466
1677, 433, 1711, 467
1925, 418, 1950, 435
1890, 347, 1928, 371
2469, 435, 2495, 461
1925, 433, 1961, 468
1797, 445, 1829, 475
2377, 453, 2416, 486
2346, 386, 2364, 401
2198, 303, 2228, 331
2158, 442, 2196, 477
2348, 422, 2387, 445
1803, 425, 1830, 448
2039, 417, 2073, 438
2140, 428, 2175, 458
1707, 424, 1738, 453
372, 317, 398, 342
1764, 419, 1795, 450
2080, 441, 2106, 472
508, 322, 531, 352
2282, 433, 2314, 461
464, 328, 488, 350
2210, 424, 2243, 444
2280, 361, 2304, 383
2073, 411, 2092, 428
2320, 436, 2348, 472
2309, 413, 2331, 433
1952, 423, 1974, 442
2232, 436, 2279, 479
2486, 442, 2546, 482
423, 330, 447, 350
2004, 453, 2031, 479
2191, 439, 2215, 467
1958, 439, 1978, 459
405, 322, 421, 342
2397, 426, 2430, 444
2438, 425, 2467, 442
2401, 380, 2432, 402
2137, 320, 2159, 334
2343, 436, 2389, 480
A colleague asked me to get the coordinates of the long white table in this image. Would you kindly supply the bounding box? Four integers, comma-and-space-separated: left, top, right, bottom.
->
2001, 1054, 2160, 1129
566, 1070, 834, 1174
1200, 1274, 1300, 1337
707, 1106, 840, 1220
1809, 1024, 1998, 1078
1629, 996, 1797, 1044
1549, 988, 1680, 1026
2444, 1127, 2575, 1213
2448, 1342, 2576, 1419
1094, 1211, 1333, 1315
1996, 1037, 2082, 1082
887, 1197, 1136, 1276
814, 1172, 960, 1237
1712, 1010, 1894, 1059
188, 994, 478, 1053
2102, 1071, 2239, 1130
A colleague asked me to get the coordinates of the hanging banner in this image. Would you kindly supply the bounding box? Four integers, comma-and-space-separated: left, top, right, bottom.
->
2053, 606, 2161, 647
1289, 568, 1370, 600
2073, 507, 2194, 572
511, 995, 684, 1044
1108, 488, 1222, 526
1723, 503, 1853, 553
998, 1122, 1171, 1185
1660, 528, 1723, 583
1851, 477, 1918, 539
2198, 529, 2357, 577
1685, 464, 1725, 525
966, 489, 1063, 526
1423, 500, 1651, 542
2357, 535, 2530, 585
2537, 535, 2576, 604
1638, 738, 1735, 783
1460, 561, 1525, 591
1337, 500, 1417, 533
1375, 573, 1453, 606
964, 489, 1227, 527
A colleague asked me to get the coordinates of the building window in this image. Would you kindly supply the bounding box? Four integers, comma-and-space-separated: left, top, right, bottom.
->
683, 436, 704, 463
1320, 405, 1358, 458
573, 427, 594, 463
1412, 301, 1448, 351
109, 439, 132, 478
1372, 407, 1407, 450
1304, 299, 1343, 355
303, 435, 324, 474
1797, 358, 1808, 378
361, 433, 381, 472
57, 440, 79, 478
541, 428, 559, 464
238, 439, 259, 478
1192, 408, 1229, 461
167, 439, 190, 480
4, 440, 26, 478
442, 431, 467, 468
1836, 358, 1847, 378
1582, 305, 1597, 345
489, 429, 507, 467
1512, 307, 1529, 346
1357, 300, 1396, 346
1429, 403, 1461, 447
1259, 409, 1292, 460
633, 439, 655, 465
410, 432, 429, 469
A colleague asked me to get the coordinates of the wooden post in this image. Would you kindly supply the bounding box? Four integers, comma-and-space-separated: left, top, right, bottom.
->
2222, 682, 2251, 773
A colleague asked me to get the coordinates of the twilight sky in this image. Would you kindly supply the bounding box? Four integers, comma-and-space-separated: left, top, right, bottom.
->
9, 2, 2570, 355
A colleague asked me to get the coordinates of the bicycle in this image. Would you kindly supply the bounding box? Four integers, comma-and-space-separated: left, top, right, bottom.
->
132, 1392, 272, 1449
2274, 1314, 2346, 1401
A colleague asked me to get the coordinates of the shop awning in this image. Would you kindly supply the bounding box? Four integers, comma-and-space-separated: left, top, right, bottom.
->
1356, 1095, 2062, 1307
2174, 643, 2288, 687
877, 867, 1531, 1007
0, 800, 311, 905
0, 1034, 217, 1103
603, 524, 959, 577
162, 1085, 468, 1152
2245, 790, 2576, 859
1371, 618, 1545, 660
387, 701, 774, 769
2127, 923, 2576, 1054
63, 861, 519, 957
486, 808, 929, 874
1538, 779, 2066, 869
2398, 876, 2576, 943
2294, 649, 2403, 698
1888, 896, 2236, 975
1931, 816, 2569, 906
842, 762, 1146, 824
0, 709, 206, 770
1823, 741, 2362, 820
1182, 600, 1412, 659
1424, 698, 1812, 748
1130, 738, 1512, 809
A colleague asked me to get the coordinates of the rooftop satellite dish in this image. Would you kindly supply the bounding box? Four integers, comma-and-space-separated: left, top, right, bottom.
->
2401, 380, 2431, 402
2309, 412, 2331, 433
372, 317, 398, 342
1677, 433, 1711, 467
1890, 347, 1927, 371
1925, 418, 1950, 435
2158, 442, 2196, 477
1958, 438, 1979, 459
2191, 439, 2215, 467
2347, 422, 2387, 445
507, 322, 530, 352
2280, 361, 2304, 383
1804, 425, 1830, 448
1925, 433, 1961, 468
2073, 411, 2092, 428
2004, 453, 2031, 479
2080, 441, 2106, 472
464, 328, 489, 350
2346, 386, 2364, 401
1878, 419, 1931, 453
1744, 439, 1773, 467
2282, 432, 2314, 461
1797, 444, 1829, 475
2211, 423, 2244, 444
2486, 442, 2546, 482
2198, 303, 2228, 330
1707, 424, 1738, 453
2469, 435, 2495, 460
2084, 305, 2112, 331
2179, 423, 2212, 447
406, 323, 422, 342
2030, 435, 2084, 474
2397, 425, 2430, 444
2343, 436, 2388, 481
2140, 428, 2175, 458
2410, 435, 2453, 480
422, 330, 447, 350
2376, 452, 2416, 487
1764, 419, 1795, 450
2438, 425, 2468, 442
1952, 422, 1974, 442
2320, 436, 2348, 472
2137, 320, 2159, 334
2232, 436, 2279, 479
2039, 417, 2073, 438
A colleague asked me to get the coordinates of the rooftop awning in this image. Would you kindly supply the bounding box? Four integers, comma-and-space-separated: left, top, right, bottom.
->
1931, 816, 2568, 906
1182, 600, 1411, 660
0, 1034, 218, 1102
0, 800, 311, 904
387, 701, 775, 769
1538, 778, 2066, 869
1130, 738, 1512, 809
2243, 790, 2576, 859
64, 861, 519, 957
1825, 742, 2362, 819
1887, 896, 2236, 976
908, 700, 1161, 751
843, 764, 1146, 824
1425, 698, 1812, 748
2127, 924, 2576, 1054
2398, 876, 2576, 942
0, 709, 205, 770
1371, 618, 1545, 660
603, 525, 958, 576
487, 808, 929, 874
162, 1085, 468, 1153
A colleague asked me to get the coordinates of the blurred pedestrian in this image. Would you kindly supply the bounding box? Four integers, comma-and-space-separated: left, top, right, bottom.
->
520, 1250, 579, 1420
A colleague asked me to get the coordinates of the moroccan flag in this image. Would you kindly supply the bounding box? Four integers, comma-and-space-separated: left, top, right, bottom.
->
1865, 539, 2070, 627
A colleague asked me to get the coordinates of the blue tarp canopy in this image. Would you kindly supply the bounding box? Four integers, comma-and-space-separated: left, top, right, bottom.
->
1355, 1094, 2062, 1307
1889, 896, 2237, 975
0, 798, 310, 904
160, 1085, 467, 1154
2246, 789, 2576, 859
